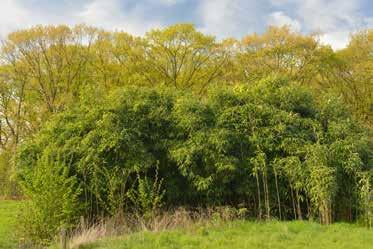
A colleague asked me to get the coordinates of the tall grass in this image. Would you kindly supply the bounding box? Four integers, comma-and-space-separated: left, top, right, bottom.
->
78, 220, 373, 249
60, 207, 244, 249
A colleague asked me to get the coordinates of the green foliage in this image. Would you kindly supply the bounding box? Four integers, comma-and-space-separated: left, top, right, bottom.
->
103, 166, 131, 216
128, 164, 166, 220
358, 171, 373, 228
17, 77, 370, 239
18, 87, 177, 228
0, 25, 371, 202
0, 23, 369, 246
19, 154, 83, 243
305, 144, 337, 224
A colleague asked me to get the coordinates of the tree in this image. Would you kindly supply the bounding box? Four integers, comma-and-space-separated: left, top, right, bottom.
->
237, 26, 325, 85
139, 24, 227, 91
334, 29, 373, 126
0, 25, 101, 148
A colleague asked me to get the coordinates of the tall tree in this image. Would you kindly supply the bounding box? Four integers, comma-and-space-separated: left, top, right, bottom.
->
237, 26, 325, 85
139, 24, 228, 91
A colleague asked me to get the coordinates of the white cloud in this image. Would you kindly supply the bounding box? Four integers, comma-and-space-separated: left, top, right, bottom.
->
75, 0, 162, 35
156, 0, 179, 6
363, 17, 373, 27
196, 0, 368, 49
197, 0, 265, 38
0, 0, 369, 50
269, 0, 367, 49
0, 0, 29, 38
295, 0, 365, 50
296, 0, 361, 31
269, 0, 362, 29
76, 0, 121, 27
267, 11, 301, 32
0, 0, 164, 38
319, 31, 351, 50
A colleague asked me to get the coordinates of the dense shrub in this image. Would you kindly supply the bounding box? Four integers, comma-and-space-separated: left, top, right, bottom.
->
19, 154, 83, 244
17, 77, 371, 242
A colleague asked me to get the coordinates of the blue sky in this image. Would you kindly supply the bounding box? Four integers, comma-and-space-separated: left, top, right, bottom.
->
0, 0, 372, 49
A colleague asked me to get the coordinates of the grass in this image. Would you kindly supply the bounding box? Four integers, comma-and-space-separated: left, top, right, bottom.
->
81, 220, 373, 249
0, 200, 22, 249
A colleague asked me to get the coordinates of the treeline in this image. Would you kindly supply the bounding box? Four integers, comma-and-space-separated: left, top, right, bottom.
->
1, 24, 371, 195
0, 24, 371, 151
0, 24, 371, 242
18, 80, 371, 241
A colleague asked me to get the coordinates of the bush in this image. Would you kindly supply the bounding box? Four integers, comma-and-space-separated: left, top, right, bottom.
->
17, 77, 370, 242
19, 154, 83, 244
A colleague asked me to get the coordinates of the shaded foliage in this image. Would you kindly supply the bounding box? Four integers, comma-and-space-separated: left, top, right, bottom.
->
16, 77, 370, 243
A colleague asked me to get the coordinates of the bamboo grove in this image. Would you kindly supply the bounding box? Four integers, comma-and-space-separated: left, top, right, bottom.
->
0, 24, 371, 241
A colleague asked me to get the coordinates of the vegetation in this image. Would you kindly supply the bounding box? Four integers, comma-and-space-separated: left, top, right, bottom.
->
73, 220, 373, 249
0, 23, 371, 246
0, 200, 22, 249
17, 79, 371, 244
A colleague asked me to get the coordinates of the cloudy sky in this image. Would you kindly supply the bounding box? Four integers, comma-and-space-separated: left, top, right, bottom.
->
0, 0, 372, 50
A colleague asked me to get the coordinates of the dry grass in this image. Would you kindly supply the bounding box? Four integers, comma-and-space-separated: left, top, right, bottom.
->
66, 206, 243, 249
69, 223, 107, 249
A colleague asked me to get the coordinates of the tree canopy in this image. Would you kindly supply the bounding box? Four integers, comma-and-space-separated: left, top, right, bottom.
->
0, 24, 371, 243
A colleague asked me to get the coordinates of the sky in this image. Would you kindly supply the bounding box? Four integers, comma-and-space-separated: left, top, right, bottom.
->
0, 0, 372, 50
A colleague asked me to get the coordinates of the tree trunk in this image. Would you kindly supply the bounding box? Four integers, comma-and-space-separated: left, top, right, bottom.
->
262, 170, 270, 220
296, 189, 303, 220
274, 170, 282, 220
306, 197, 312, 220
290, 186, 297, 220
255, 174, 262, 220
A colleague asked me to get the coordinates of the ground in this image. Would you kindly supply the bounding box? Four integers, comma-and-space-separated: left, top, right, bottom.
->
1, 202, 372, 249
81, 220, 373, 249
0, 200, 21, 249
